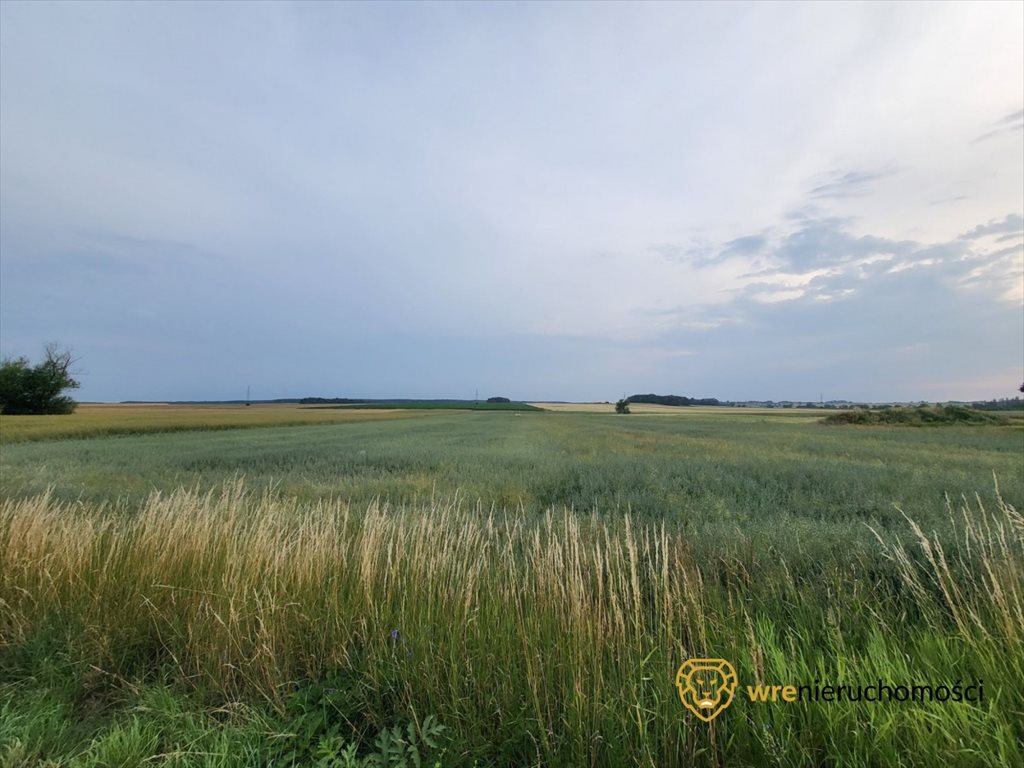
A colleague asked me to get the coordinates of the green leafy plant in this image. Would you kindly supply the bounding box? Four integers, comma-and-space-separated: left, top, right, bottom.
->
313, 735, 361, 768
0, 343, 79, 415
306, 716, 446, 768
364, 715, 446, 768
272, 673, 359, 766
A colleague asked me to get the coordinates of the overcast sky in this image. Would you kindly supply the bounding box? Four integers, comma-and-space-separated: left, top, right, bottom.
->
1, 0, 1022, 402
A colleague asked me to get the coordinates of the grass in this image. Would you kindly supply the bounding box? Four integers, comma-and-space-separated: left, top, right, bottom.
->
1, 407, 1022, 766
1, 482, 1021, 767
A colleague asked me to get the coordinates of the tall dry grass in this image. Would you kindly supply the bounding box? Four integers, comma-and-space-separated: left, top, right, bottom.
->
2, 481, 1022, 766
870, 477, 1024, 644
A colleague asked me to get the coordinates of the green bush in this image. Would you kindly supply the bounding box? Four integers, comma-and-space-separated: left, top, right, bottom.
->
0, 344, 79, 415
821, 405, 1009, 426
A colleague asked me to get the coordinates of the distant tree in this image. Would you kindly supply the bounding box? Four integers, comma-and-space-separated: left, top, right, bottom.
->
628, 393, 721, 407
486, 396, 511, 403
0, 343, 80, 414
615, 398, 631, 414
300, 397, 368, 404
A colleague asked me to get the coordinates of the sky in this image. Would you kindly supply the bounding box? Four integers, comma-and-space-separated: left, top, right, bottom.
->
1, 0, 1022, 403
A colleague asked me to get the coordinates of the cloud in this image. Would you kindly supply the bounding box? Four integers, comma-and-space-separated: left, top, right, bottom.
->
958, 214, 1024, 241
649, 238, 723, 268
808, 169, 896, 200
972, 108, 1024, 143
721, 234, 767, 257
771, 217, 914, 271
647, 226, 1022, 400
929, 195, 969, 206
765, 216, 1018, 301
653, 233, 770, 268
642, 206, 1021, 381
650, 210, 1021, 350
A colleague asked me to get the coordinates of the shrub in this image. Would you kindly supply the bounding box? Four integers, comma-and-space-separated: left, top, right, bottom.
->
821, 405, 1008, 426
0, 344, 79, 415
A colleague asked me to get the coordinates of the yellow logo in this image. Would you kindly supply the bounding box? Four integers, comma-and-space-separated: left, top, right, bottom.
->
675, 658, 738, 722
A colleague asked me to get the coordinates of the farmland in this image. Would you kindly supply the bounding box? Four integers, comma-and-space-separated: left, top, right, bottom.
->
0, 403, 427, 445
1, 405, 1022, 767
0, 402, 541, 446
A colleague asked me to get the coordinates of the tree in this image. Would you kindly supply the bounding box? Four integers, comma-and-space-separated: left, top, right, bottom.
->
0, 343, 80, 414
615, 398, 631, 414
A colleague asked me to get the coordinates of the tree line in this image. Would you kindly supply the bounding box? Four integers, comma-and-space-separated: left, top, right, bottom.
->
627, 393, 721, 406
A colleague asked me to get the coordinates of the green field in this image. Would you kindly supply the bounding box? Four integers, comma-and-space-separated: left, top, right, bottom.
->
1, 407, 1022, 767
0, 404, 427, 445
311, 400, 544, 411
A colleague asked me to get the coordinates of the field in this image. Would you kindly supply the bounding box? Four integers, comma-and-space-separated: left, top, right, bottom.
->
0, 404, 428, 445
1, 405, 1023, 767
311, 401, 543, 412
0, 403, 541, 446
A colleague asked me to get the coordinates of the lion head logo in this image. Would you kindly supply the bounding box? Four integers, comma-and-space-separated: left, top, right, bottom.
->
675, 658, 738, 722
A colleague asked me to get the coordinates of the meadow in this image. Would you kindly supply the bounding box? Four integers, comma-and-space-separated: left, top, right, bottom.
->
1, 405, 1022, 767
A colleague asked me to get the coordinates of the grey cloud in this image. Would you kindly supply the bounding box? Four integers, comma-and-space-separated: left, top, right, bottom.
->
972, 108, 1024, 143
982, 243, 1024, 261
649, 232, 1022, 401
973, 127, 1014, 143
784, 205, 825, 223
673, 213, 1020, 324
656, 232, 769, 268
958, 213, 1024, 240
809, 169, 895, 199
653, 211, 998, 276
910, 241, 970, 262
765, 220, 1013, 300
721, 233, 767, 257
786, 218, 1011, 303
773, 217, 914, 271
651, 239, 715, 267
